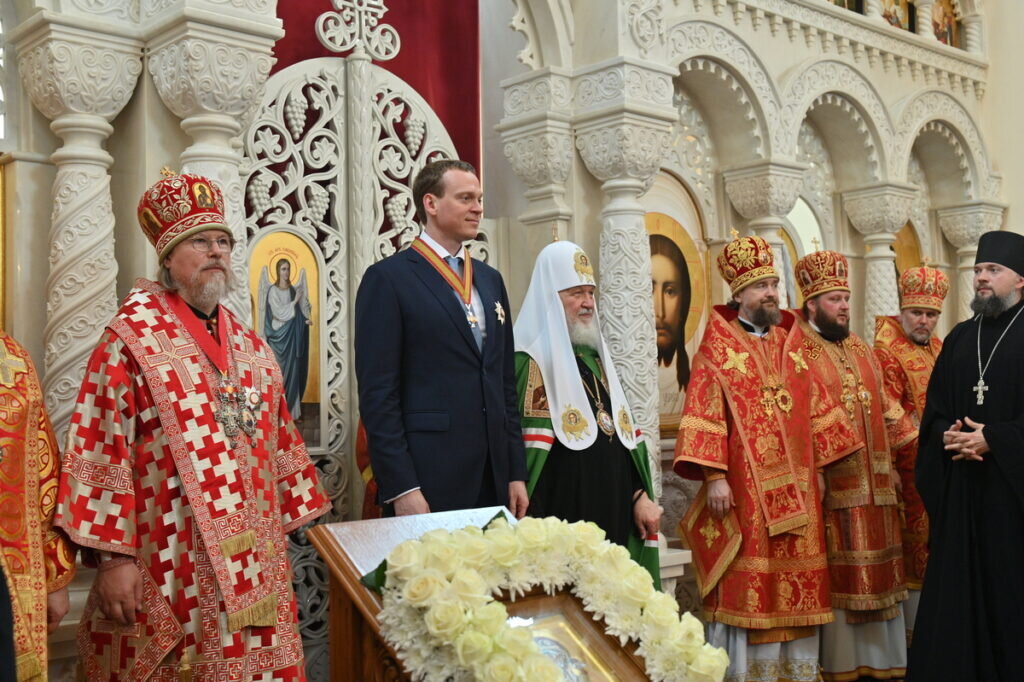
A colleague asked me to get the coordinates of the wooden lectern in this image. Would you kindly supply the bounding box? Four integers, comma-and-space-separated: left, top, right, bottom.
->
308, 507, 650, 681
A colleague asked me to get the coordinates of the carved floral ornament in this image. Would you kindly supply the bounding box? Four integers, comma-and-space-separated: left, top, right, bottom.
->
148, 37, 274, 120
502, 128, 573, 189
937, 201, 1006, 249
842, 183, 917, 235
575, 120, 673, 183
16, 35, 142, 121
723, 161, 807, 220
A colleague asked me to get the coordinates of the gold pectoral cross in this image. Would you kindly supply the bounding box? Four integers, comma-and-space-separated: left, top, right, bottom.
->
974, 377, 989, 405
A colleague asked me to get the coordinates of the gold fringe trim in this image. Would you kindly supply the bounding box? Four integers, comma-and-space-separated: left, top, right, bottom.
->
226, 593, 278, 632
767, 513, 809, 537
16, 652, 43, 682
748, 625, 816, 645
832, 589, 907, 613
845, 604, 902, 624
220, 529, 256, 557
708, 608, 835, 630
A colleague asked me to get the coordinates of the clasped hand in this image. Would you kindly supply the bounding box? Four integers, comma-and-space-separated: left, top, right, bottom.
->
943, 417, 989, 461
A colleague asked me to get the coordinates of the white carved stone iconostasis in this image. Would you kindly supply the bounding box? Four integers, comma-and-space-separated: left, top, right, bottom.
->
484, 0, 1014, 612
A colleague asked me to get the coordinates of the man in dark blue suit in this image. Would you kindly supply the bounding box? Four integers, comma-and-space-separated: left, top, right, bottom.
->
355, 160, 529, 517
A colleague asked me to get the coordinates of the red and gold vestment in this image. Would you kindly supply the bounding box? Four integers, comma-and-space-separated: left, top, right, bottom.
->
0, 330, 76, 680
797, 317, 916, 617
873, 315, 941, 588
675, 307, 859, 635
57, 280, 330, 681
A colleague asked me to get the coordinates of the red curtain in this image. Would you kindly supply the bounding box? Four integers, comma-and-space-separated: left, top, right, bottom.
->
272, 1, 481, 170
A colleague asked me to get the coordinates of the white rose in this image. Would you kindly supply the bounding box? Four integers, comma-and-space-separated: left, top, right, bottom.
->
424, 600, 467, 640
488, 531, 523, 568
522, 653, 562, 682
495, 626, 535, 659
689, 643, 730, 682
421, 535, 461, 576
572, 521, 606, 553
480, 652, 520, 682
642, 593, 680, 639
472, 601, 510, 637
401, 569, 447, 607
678, 611, 706, 664
455, 629, 494, 668
386, 540, 422, 582
458, 535, 492, 571
449, 568, 490, 608
620, 564, 654, 608
514, 516, 550, 550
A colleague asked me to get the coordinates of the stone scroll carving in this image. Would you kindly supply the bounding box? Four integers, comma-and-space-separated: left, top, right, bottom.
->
14, 23, 142, 441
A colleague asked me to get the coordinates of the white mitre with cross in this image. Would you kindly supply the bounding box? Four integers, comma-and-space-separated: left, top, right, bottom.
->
514, 241, 638, 450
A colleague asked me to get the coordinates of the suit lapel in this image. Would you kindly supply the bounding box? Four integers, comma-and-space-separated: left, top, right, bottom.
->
406, 249, 481, 357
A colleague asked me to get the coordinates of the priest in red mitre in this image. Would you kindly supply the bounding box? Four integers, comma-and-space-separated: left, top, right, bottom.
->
873, 264, 948, 645
675, 234, 860, 681
56, 171, 330, 681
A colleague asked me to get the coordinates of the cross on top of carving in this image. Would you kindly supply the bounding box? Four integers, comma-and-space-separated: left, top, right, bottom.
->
316, 0, 401, 62
811, 237, 821, 251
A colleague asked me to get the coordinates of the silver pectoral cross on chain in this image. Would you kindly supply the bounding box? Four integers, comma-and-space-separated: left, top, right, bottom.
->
974, 377, 989, 405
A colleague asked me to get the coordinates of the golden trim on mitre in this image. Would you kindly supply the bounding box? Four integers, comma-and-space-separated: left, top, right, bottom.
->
899, 265, 949, 311
717, 234, 777, 294
794, 250, 850, 300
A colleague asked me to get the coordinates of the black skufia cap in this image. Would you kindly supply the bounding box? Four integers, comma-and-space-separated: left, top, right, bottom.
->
975, 231, 1024, 277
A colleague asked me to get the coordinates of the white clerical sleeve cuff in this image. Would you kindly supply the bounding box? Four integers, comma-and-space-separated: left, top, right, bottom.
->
384, 487, 421, 504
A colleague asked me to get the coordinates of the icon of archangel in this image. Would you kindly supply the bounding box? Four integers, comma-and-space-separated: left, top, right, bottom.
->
258, 257, 312, 420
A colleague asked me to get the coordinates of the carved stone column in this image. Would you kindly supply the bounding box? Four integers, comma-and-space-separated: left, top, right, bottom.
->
723, 160, 807, 309
147, 7, 282, 324
864, 0, 883, 20
961, 14, 984, 55
916, 1, 936, 38
497, 67, 574, 234
11, 15, 142, 440
574, 58, 677, 495
938, 201, 1007, 319
842, 183, 917, 323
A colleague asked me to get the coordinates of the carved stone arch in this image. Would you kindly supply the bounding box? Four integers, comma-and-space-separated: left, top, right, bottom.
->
905, 153, 936, 261
796, 120, 837, 246
666, 20, 781, 164
893, 89, 992, 202
660, 86, 719, 239
510, 0, 574, 69
780, 59, 893, 188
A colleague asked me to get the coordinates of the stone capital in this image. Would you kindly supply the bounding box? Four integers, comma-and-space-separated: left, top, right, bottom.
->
937, 200, 1007, 250
842, 182, 918, 236
147, 18, 278, 121
499, 67, 574, 128
11, 12, 143, 123
572, 57, 678, 125
723, 160, 807, 221
575, 114, 673, 185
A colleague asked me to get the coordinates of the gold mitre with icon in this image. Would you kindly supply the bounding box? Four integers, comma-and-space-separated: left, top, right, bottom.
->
794, 250, 850, 300
716, 231, 777, 295
898, 265, 949, 311
137, 167, 229, 260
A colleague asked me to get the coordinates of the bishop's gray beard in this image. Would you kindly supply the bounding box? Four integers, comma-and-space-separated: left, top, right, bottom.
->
971, 289, 1019, 318
178, 265, 235, 311
567, 315, 601, 350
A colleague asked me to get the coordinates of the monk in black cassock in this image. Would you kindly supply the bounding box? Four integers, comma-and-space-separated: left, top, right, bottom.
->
908, 230, 1024, 682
